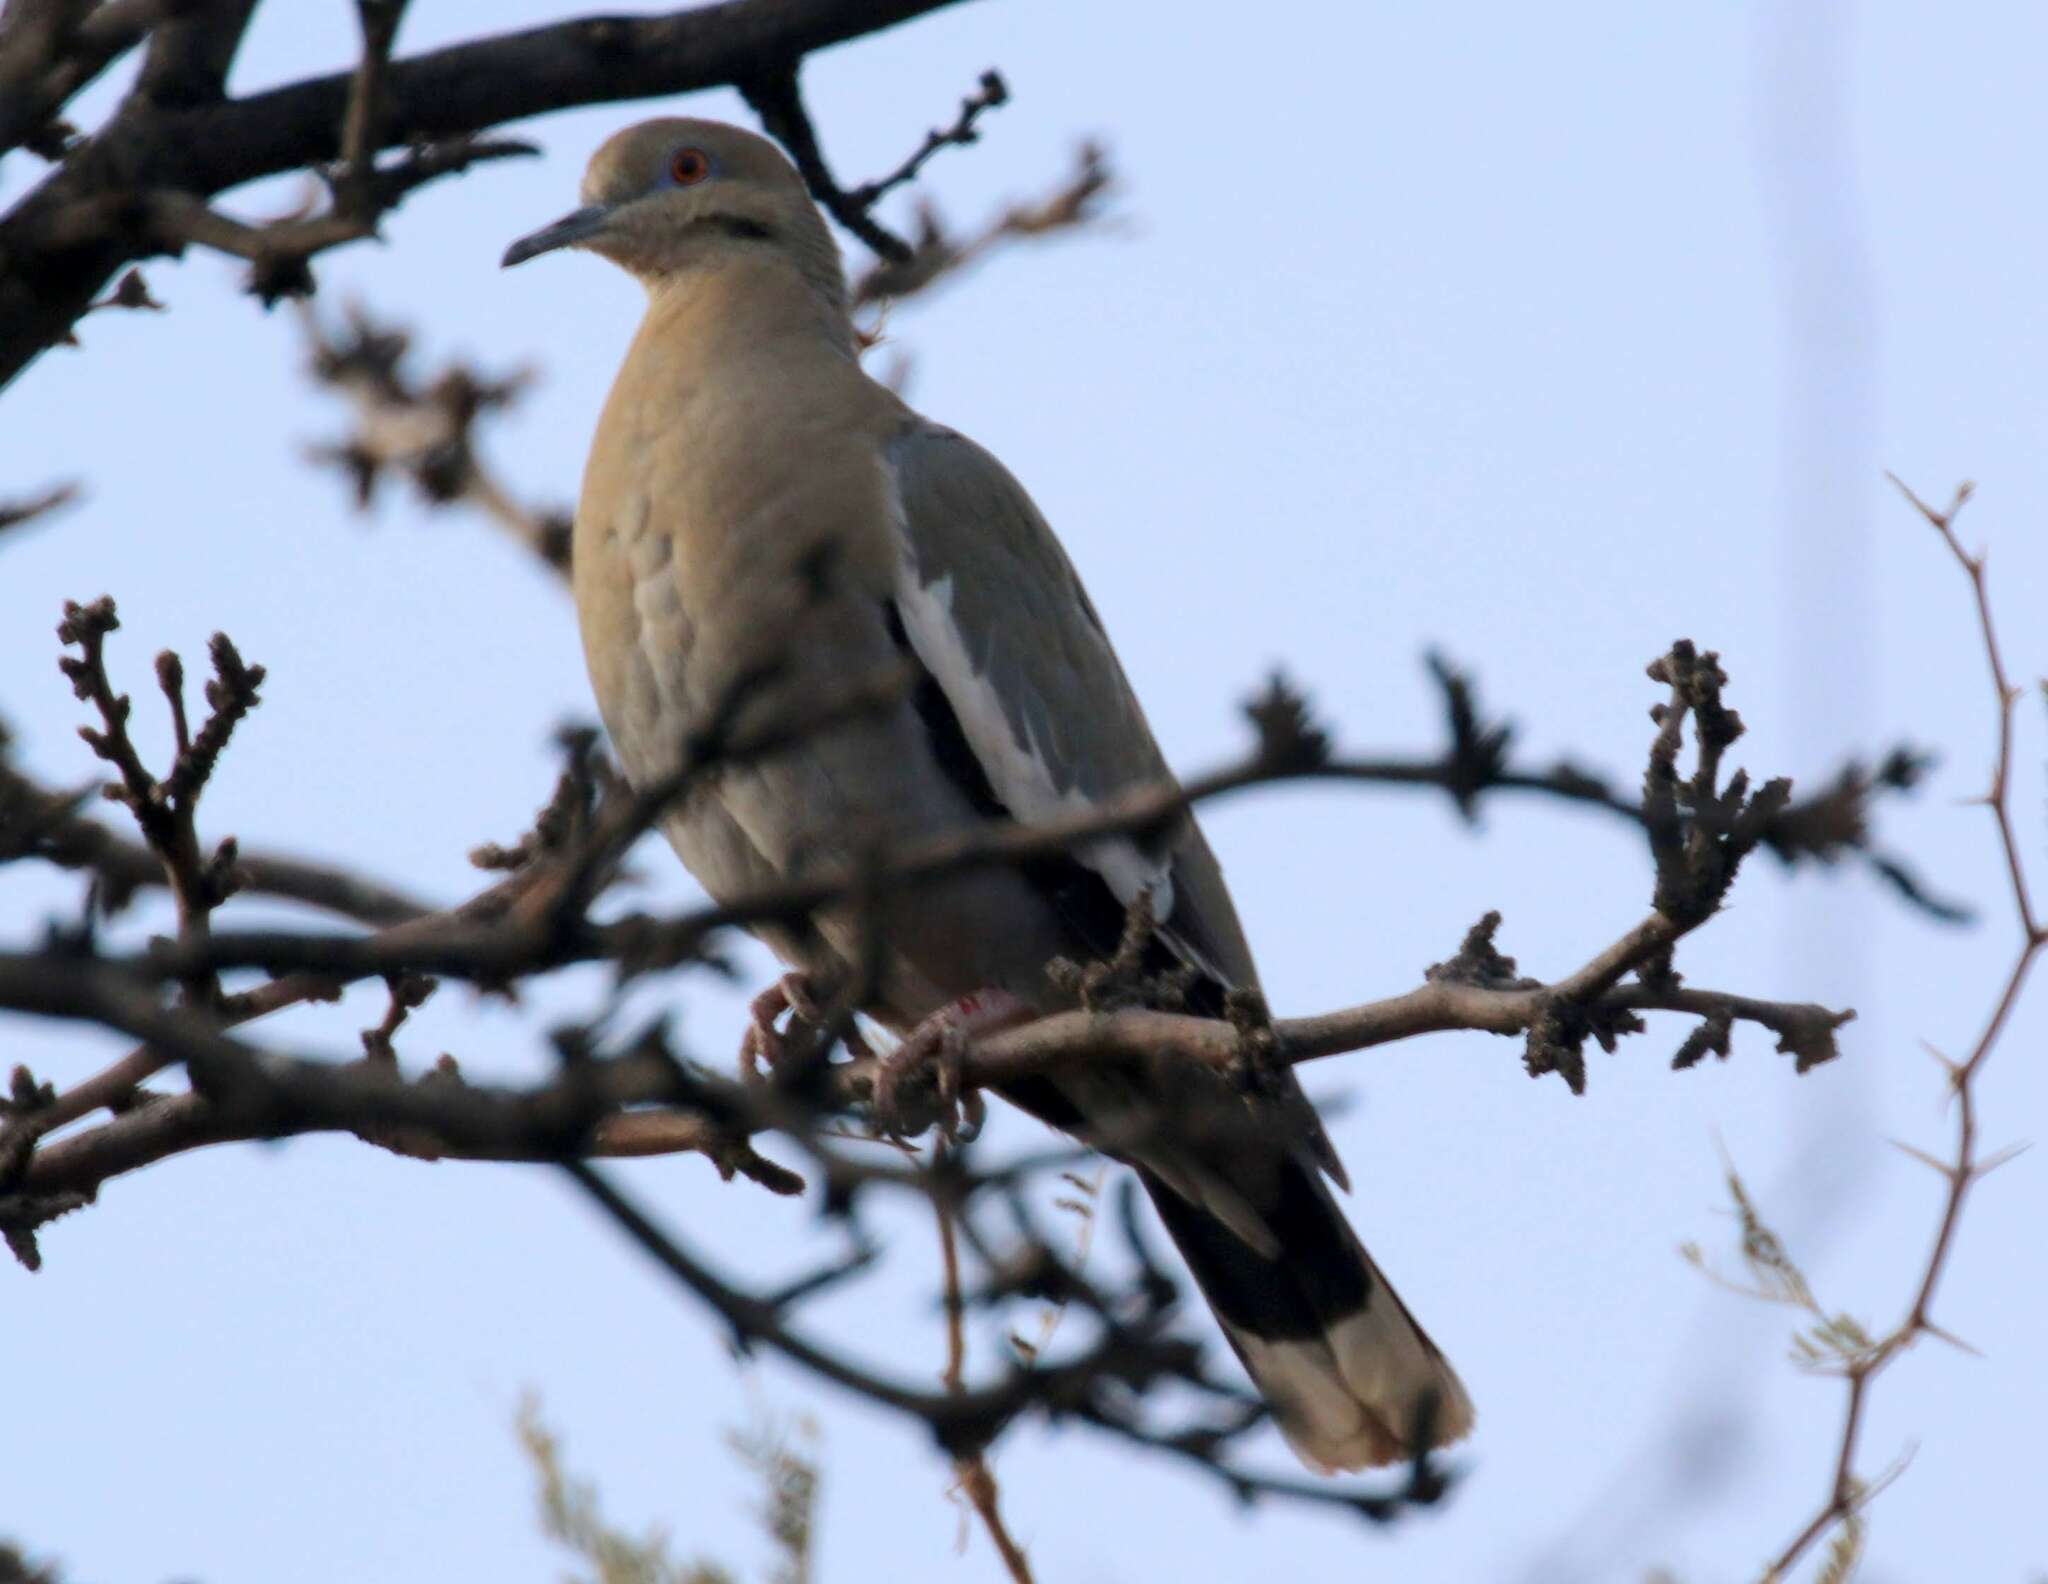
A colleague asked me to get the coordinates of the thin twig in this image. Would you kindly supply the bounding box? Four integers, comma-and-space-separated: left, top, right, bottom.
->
334, 0, 409, 216
1761, 478, 2042, 1580
934, 1150, 1036, 1582
0, 480, 79, 536
298, 301, 570, 572
738, 66, 914, 263
555, 1158, 1440, 1522
852, 141, 1114, 307
847, 69, 1008, 209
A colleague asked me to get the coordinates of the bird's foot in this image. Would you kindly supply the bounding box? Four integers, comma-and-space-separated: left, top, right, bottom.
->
740, 971, 875, 1082
870, 989, 1030, 1141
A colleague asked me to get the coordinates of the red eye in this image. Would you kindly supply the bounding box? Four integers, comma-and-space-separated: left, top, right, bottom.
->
669, 147, 711, 185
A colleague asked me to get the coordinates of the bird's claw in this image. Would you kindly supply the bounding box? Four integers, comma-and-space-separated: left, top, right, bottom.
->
740, 971, 875, 1083
869, 990, 1023, 1141
740, 972, 820, 1080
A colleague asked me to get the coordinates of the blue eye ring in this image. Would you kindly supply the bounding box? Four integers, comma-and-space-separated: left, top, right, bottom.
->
669, 146, 712, 186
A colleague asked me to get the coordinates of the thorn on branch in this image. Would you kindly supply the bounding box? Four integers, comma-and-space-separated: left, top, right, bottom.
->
247, 252, 318, 308
86, 268, 165, 317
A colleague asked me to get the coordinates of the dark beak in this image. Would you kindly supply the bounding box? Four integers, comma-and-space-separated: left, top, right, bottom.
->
501, 204, 612, 268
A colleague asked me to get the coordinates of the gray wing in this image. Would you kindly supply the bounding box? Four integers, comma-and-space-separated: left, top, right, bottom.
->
885, 419, 1349, 1200
884, 420, 1259, 992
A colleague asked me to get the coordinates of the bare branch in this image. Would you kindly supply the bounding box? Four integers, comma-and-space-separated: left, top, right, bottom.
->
0, 0, 176, 159
133, 0, 256, 108
333, 0, 410, 217
0, 758, 430, 922
560, 1159, 1452, 1522
54, 596, 264, 954
852, 140, 1114, 306
737, 64, 1006, 265
285, 303, 1953, 923
0, 0, 974, 385
299, 302, 571, 572
129, 138, 537, 304
0, 480, 78, 536
0, 969, 802, 1209
848, 68, 1008, 210
1761, 478, 2042, 1579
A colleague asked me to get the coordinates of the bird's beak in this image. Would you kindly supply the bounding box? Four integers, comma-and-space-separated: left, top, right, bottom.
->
501, 203, 613, 268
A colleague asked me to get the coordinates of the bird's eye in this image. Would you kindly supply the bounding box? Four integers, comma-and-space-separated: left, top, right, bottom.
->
669, 147, 712, 186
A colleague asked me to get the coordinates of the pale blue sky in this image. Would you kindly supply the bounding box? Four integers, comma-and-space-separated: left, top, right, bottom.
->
5, 4, 2045, 1580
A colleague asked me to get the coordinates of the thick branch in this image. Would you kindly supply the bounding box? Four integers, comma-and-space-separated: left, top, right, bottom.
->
948, 971, 1850, 1090
25, 807, 432, 925
113, 727, 1871, 1001
0, 0, 174, 158
133, 0, 256, 107
21, 1086, 791, 1197
0, 905, 1849, 1207
1, 962, 800, 1204
0, 0, 972, 385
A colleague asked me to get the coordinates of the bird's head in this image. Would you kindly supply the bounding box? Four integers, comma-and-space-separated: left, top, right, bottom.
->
501, 118, 843, 302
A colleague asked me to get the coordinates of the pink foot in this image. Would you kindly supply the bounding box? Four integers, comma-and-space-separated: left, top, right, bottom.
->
871, 989, 1032, 1138
740, 971, 872, 1081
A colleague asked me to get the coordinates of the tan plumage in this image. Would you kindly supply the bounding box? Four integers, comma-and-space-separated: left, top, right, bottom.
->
504, 117, 1473, 1470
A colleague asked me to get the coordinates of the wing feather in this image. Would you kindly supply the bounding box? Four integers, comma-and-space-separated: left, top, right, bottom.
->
883, 423, 1251, 977
885, 421, 1348, 1190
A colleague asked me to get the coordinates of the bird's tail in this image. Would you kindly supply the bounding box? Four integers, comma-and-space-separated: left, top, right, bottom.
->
1137, 1155, 1474, 1472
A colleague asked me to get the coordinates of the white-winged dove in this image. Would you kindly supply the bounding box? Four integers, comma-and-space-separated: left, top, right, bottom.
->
503, 119, 1473, 1471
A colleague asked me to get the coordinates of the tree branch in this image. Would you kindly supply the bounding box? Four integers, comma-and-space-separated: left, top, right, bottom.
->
739, 63, 1008, 263
132, 0, 256, 107
0, 0, 177, 159
1760, 479, 2044, 1580
0, 0, 973, 386
560, 1158, 1452, 1522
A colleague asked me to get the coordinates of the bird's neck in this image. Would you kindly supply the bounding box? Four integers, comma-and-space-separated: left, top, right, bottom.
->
641, 256, 859, 367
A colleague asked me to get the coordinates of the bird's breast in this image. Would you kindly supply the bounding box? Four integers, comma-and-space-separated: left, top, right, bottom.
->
570, 342, 898, 791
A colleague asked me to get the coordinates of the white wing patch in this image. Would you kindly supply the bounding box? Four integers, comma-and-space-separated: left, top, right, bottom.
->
887, 548, 1175, 922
